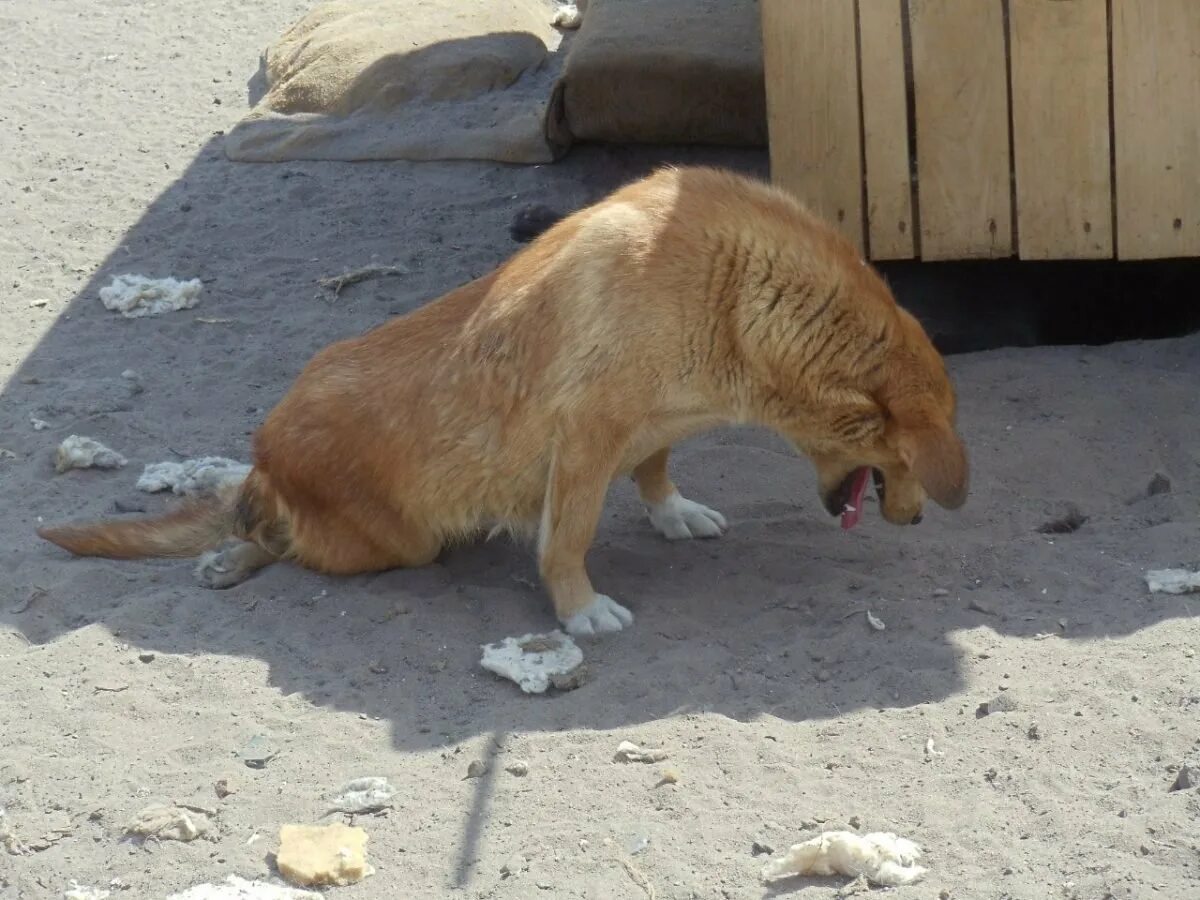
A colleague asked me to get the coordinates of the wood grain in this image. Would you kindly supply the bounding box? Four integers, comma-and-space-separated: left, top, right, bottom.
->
761, 0, 865, 251
1112, 0, 1200, 259
909, 0, 1012, 260
1010, 0, 1112, 259
859, 0, 915, 259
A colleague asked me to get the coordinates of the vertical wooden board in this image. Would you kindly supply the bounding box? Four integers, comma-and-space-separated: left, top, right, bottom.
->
1112, 1, 1200, 260
909, 0, 1011, 260
859, 0, 915, 260
1010, 0, 1112, 260
761, 0, 864, 251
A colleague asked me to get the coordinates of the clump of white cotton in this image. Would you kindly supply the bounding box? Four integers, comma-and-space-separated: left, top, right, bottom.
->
551, 3, 583, 28
100, 274, 202, 318
137, 457, 251, 496
1145, 568, 1200, 594
480, 631, 583, 694
54, 435, 127, 474
761, 831, 927, 886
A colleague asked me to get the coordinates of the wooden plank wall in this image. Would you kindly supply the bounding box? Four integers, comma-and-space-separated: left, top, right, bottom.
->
1010, 0, 1112, 259
909, 0, 1011, 261
761, 0, 1200, 262
761, 0, 864, 252
1112, 1, 1200, 259
858, 0, 915, 260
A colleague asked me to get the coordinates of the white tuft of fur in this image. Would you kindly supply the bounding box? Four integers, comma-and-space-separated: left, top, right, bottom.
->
536, 454, 558, 562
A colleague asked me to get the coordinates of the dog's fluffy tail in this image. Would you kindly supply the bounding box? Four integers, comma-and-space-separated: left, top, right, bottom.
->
37, 482, 241, 560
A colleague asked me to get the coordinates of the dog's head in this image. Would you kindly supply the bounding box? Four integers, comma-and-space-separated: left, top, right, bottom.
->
781, 306, 968, 530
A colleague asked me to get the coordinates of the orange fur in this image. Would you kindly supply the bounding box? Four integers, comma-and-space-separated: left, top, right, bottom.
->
38, 486, 236, 558
37, 167, 968, 635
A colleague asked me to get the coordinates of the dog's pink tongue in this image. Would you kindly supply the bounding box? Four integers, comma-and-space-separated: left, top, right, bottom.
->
840, 467, 871, 530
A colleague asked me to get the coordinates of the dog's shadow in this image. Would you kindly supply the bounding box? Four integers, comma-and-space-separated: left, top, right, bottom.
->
3, 135, 1198, 757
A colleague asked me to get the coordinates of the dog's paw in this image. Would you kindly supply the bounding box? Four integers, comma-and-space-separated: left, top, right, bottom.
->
560, 593, 634, 636
195, 550, 246, 590
648, 492, 727, 540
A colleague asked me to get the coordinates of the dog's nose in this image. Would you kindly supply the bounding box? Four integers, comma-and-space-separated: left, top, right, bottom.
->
910, 512, 923, 525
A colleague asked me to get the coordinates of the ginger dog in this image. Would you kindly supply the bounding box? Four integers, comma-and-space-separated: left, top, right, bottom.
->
38, 167, 968, 636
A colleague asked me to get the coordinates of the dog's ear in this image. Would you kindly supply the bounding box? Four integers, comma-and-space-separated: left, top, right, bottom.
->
894, 416, 969, 510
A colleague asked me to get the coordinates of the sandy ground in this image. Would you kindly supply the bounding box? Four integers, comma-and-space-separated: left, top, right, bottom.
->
2, 2, 1199, 898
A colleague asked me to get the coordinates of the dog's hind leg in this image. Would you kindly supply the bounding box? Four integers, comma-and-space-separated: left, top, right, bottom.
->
632, 447, 726, 540
195, 541, 278, 589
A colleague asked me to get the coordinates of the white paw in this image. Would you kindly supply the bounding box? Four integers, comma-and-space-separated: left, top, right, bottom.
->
560, 593, 634, 637
647, 492, 727, 540
195, 550, 245, 590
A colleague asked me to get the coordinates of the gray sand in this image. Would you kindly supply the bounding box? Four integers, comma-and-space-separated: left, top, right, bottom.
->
1, 2, 1198, 898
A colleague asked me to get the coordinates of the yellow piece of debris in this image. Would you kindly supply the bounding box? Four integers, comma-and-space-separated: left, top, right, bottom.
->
277, 824, 374, 887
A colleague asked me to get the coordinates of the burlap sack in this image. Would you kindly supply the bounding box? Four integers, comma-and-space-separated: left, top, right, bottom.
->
561, 0, 766, 147
225, 0, 571, 164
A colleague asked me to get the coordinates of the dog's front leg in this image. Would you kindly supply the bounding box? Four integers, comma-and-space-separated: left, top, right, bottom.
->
538, 443, 633, 637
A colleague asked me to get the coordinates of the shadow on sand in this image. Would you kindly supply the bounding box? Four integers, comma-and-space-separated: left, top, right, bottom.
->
3, 119, 1199, 890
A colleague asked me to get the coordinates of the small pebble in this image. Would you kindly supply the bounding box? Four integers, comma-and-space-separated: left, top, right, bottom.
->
549, 663, 589, 691
1169, 764, 1196, 792
509, 204, 563, 243
1147, 472, 1171, 496
751, 840, 774, 857
1036, 503, 1087, 534
505, 761, 529, 777
500, 852, 527, 878
627, 834, 650, 855
138, 652, 155, 663
466, 759, 488, 779
976, 693, 1018, 717
238, 734, 278, 769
